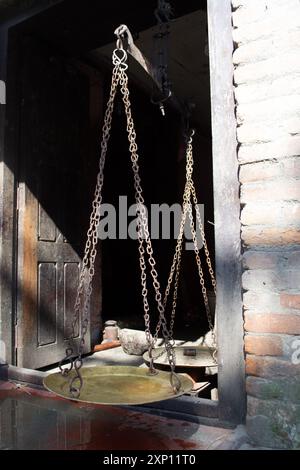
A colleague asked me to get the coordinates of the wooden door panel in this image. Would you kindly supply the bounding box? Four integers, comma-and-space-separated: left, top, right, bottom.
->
37, 262, 57, 346
37, 166, 58, 242
63, 262, 81, 339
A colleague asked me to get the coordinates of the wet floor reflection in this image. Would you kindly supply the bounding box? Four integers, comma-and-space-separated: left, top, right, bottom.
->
0, 382, 232, 450
0, 388, 198, 450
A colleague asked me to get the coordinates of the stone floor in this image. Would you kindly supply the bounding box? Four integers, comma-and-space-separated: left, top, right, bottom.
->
0, 379, 259, 450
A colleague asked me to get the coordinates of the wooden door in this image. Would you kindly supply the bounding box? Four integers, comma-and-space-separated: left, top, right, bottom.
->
16, 37, 102, 369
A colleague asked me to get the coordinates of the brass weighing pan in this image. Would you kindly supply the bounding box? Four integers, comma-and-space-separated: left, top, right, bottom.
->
143, 346, 218, 371
43, 365, 193, 405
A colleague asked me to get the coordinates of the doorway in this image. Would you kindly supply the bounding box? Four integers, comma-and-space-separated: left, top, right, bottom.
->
10, 0, 214, 370
0, 0, 246, 425
15, 36, 103, 368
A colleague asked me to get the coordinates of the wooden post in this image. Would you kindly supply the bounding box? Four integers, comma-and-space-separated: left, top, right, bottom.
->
207, 0, 246, 423
0, 25, 23, 366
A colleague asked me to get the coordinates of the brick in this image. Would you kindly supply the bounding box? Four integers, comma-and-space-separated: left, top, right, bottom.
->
247, 395, 266, 415
274, 270, 300, 290
283, 251, 300, 269
242, 251, 279, 270
244, 312, 300, 335
246, 376, 300, 404
241, 179, 300, 202
246, 355, 300, 377
246, 415, 287, 449
237, 117, 300, 144
247, 397, 300, 448
234, 52, 300, 85
243, 291, 281, 313
242, 269, 277, 291
242, 226, 300, 247
239, 158, 300, 183
233, 9, 300, 44
244, 291, 300, 316
241, 202, 300, 226
232, 0, 297, 9
246, 377, 275, 399
234, 74, 300, 105
277, 157, 300, 178
243, 290, 300, 315
238, 136, 300, 164
232, 0, 300, 27
242, 249, 300, 271
245, 334, 283, 356
240, 161, 279, 183
243, 269, 300, 292
233, 31, 300, 64
280, 294, 300, 310
237, 96, 300, 126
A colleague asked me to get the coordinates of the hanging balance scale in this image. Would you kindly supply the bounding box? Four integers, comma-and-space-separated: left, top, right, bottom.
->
142, 125, 218, 379
44, 24, 217, 406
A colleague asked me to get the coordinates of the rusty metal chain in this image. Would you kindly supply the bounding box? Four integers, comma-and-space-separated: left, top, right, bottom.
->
154, 0, 173, 98
59, 47, 125, 397
154, 135, 194, 345
154, 132, 218, 363
59, 33, 181, 396
118, 61, 181, 392
190, 181, 217, 295
189, 180, 217, 361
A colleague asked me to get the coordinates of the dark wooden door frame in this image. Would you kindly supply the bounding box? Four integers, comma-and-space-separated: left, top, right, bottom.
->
0, 24, 17, 366
207, 0, 246, 424
0, 0, 246, 425
0, 25, 10, 363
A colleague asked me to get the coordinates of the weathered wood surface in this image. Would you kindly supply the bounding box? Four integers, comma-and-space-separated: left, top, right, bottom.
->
207, 0, 246, 424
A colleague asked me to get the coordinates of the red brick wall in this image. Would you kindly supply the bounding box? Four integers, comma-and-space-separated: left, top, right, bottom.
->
232, 0, 300, 449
